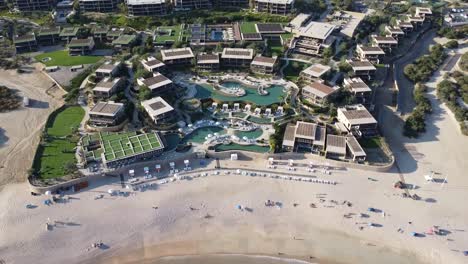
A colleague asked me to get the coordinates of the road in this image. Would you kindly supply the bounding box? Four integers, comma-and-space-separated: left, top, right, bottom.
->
394, 29, 437, 115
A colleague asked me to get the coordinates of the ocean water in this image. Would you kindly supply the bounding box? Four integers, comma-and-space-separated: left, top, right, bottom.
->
152, 254, 317, 264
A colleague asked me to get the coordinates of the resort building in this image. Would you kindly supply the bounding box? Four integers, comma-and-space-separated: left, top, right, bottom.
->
444, 9, 468, 28
112, 34, 137, 52
197, 53, 220, 71
13, 33, 37, 53
301, 82, 339, 106
346, 135, 366, 162
221, 48, 254, 68
355, 45, 385, 64
173, 0, 211, 10
371, 35, 398, 52
385, 26, 405, 40
56, 0, 74, 23
141, 97, 175, 124
137, 72, 173, 96
0, 0, 5, 8
291, 21, 336, 57
81, 131, 165, 168
92, 25, 109, 41
289, 13, 312, 30
95, 61, 122, 79
406, 15, 425, 27
343, 77, 372, 105
60, 27, 80, 43
337, 104, 378, 137
254, 0, 294, 15
79, 0, 119, 13
282, 121, 326, 153
415, 7, 432, 19
250, 55, 278, 74
325, 135, 347, 159
88, 101, 126, 127
14, 0, 56, 11
107, 28, 125, 41
37, 26, 61, 45
160, 47, 195, 66
347, 60, 376, 80
68, 37, 95, 55
300, 63, 331, 83
93, 78, 125, 99
127, 0, 169, 16
141, 56, 165, 73
396, 20, 414, 33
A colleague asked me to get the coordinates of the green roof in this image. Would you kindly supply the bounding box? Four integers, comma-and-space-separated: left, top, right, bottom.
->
100, 131, 164, 162
92, 25, 109, 35
107, 28, 125, 37
39, 26, 61, 36
14, 34, 36, 44
60, 27, 80, 37
68, 38, 93, 48
112, 34, 136, 46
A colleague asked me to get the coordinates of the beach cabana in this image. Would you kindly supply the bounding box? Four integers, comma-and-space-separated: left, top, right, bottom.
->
129, 169, 135, 177
288, 159, 294, 167
231, 153, 238, 161
169, 162, 175, 168
268, 157, 274, 165
144, 167, 149, 174
155, 164, 161, 172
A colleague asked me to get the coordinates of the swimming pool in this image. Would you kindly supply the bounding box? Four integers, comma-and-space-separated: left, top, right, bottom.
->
211, 30, 223, 41
195, 83, 285, 106
182, 126, 226, 144
214, 143, 270, 153
163, 133, 181, 150
234, 128, 263, 139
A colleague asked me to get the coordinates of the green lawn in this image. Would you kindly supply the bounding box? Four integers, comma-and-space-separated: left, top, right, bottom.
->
358, 137, 383, 149
35, 50, 102, 67
155, 25, 182, 44
283, 61, 311, 81
240, 22, 258, 33
34, 106, 85, 179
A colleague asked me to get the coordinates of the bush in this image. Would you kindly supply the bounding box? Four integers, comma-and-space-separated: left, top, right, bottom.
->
404, 44, 446, 83
445, 40, 459, 49
0, 86, 22, 112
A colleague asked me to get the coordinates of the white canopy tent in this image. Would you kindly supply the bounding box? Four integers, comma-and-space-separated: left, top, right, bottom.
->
231, 153, 238, 161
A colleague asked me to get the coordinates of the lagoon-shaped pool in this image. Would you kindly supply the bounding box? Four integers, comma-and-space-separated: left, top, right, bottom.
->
182, 126, 226, 144
195, 83, 285, 106
234, 128, 263, 139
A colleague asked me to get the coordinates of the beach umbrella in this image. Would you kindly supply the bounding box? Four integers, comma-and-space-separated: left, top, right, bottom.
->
45, 191, 52, 196
108, 189, 114, 194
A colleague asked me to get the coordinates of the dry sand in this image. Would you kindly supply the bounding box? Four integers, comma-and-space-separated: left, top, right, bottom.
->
0, 57, 468, 264
0, 65, 64, 187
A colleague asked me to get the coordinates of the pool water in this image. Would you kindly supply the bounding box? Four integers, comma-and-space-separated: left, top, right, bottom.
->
182, 126, 226, 144
211, 30, 223, 41
163, 133, 181, 150
234, 128, 263, 139
195, 83, 285, 106
214, 143, 270, 153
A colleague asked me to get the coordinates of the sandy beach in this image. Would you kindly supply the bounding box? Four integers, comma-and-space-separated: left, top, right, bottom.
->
0, 65, 64, 187
0, 53, 468, 264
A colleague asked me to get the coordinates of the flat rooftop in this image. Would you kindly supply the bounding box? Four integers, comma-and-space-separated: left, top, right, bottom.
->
303, 82, 337, 98
241, 32, 263, 41
14, 34, 35, 43
346, 135, 366, 157
289, 13, 311, 29
372, 35, 398, 44
222, 48, 254, 60
38, 26, 61, 36
112, 34, 136, 45
344, 77, 372, 93
301, 64, 331, 78
92, 25, 109, 34
142, 57, 165, 68
93, 78, 122, 92
338, 105, 377, 125
96, 61, 120, 73
298, 21, 335, 40
348, 60, 376, 71
197, 53, 220, 64
142, 96, 174, 117
60, 27, 80, 37
68, 38, 93, 47
89, 101, 123, 116
127, 0, 166, 4
141, 73, 172, 90
251, 55, 277, 67
256, 23, 285, 34
357, 45, 385, 54
326, 135, 346, 155
161, 48, 194, 60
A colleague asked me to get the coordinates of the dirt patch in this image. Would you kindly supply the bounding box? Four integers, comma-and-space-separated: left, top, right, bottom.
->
0, 64, 64, 187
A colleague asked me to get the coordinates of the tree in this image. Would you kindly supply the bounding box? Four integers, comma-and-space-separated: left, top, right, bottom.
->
445, 40, 458, 49
145, 36, 154, 52
138, 86, 152, 101
323, 47, 333, 59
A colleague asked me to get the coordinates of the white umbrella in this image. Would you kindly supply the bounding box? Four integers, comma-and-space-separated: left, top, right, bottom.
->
45, 191, 52, 196
107, 189, 114, 194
